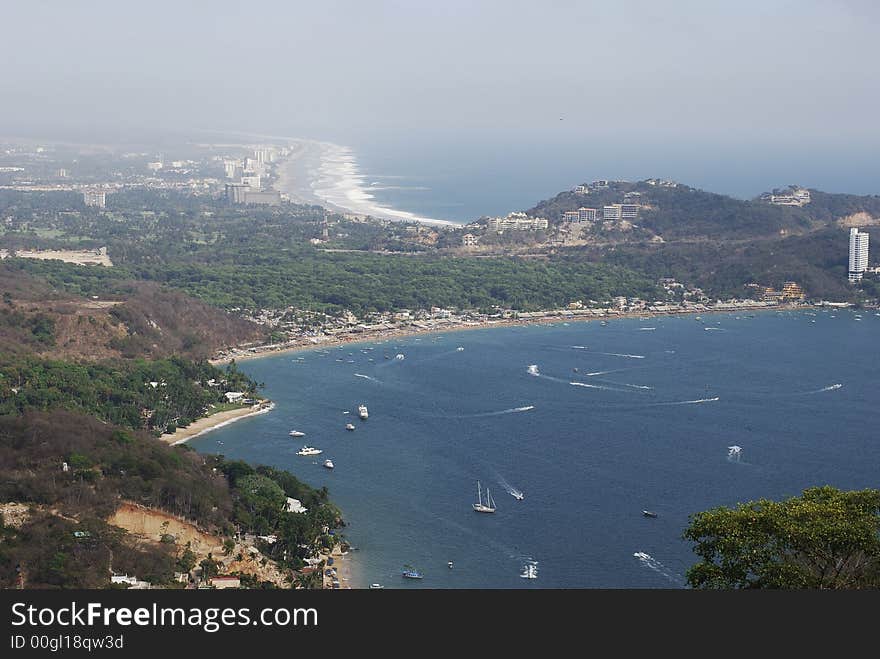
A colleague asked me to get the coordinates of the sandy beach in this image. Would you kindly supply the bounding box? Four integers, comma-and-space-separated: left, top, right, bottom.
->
320, 544, 357, 590
273, 138, 453, 226
212, 302, 800, 367
160, 401, 275, 445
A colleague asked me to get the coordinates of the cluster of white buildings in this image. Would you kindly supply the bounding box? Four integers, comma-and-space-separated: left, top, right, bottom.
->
562, 203, 639, 223
486, 212, 549, 232
762, 186, 812, 206
223, 145, 283, 206
848, 227, 870, 282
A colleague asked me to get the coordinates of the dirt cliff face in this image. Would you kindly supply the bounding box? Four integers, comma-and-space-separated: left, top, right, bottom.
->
837, 211, 879, 228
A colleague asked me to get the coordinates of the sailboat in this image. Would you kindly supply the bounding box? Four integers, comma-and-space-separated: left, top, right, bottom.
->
472, 481, 496, 513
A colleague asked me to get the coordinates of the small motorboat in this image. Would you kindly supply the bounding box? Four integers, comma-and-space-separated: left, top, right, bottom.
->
323, 459, 334, 469
369, 583, 385, 589
447, 561, 454, 569
402, 566, 423, 579
289, 430, 306, 437
345, 423, 355, 431
642, 510, 658, 518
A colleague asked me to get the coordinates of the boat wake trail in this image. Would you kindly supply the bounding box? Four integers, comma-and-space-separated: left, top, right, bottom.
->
805, 383, 843, 394
492, 470, 525, 499
633, 552, 681, 584
462, 405, 535, 418
353, 373, 381, 383
570, 381, 636, 393
599, 352, 645, 359
650, 397, 720, 406
594, 379, 654, 390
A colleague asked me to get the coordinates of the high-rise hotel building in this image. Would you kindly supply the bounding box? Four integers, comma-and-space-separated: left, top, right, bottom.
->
848, 227, 869, 282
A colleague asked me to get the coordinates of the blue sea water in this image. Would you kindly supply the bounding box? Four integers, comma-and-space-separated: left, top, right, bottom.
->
346, 134, 880, 223
189, 309, 880, 588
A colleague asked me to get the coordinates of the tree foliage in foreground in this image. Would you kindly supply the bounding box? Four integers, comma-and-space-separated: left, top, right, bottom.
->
684, 486, 880, 589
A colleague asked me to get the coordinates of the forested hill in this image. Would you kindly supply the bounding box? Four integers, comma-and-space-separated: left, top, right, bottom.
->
528, 180, 880, 240
0, 261, 265, 360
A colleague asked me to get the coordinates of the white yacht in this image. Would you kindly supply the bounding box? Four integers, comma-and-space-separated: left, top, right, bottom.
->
296, 446, 322, 456
345, 423, 356, 431
358, 404, 369, 420
472, 481, 496, 513
289, 430, 306, 437
323, 459, 334, 469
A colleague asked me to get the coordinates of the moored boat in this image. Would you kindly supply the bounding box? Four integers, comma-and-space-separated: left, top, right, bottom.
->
472, 481, 496, 513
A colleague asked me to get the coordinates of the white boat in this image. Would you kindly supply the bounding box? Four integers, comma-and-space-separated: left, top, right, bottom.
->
369, 583, 384, 589
289, 430, 306, 437
511, 490, 524, 501
520, 563, 538, 579
472, 481, 496, 513
323, 459, 334, 469
296, 446, 322, 456
358, 404, 369, 420
345, 423, 355, 431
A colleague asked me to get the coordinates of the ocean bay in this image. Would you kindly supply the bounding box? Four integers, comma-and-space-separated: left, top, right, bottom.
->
189, 310, 880, 588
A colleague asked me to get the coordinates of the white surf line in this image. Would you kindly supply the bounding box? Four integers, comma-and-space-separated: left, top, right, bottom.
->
308, 140, 455, 226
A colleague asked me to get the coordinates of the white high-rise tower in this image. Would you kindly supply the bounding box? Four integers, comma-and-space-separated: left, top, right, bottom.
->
848, 227, 869, 282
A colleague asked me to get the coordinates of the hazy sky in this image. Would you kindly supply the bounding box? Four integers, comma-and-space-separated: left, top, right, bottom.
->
3, 1, 878, 145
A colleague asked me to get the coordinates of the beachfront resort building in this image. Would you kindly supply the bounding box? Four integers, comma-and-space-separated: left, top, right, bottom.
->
602, 204, 639, 221
486, 212, 549, 232
848, 227, 869, 282
602, 205, 622, 221
563, 208, 598, 223
578, 207, 598, 222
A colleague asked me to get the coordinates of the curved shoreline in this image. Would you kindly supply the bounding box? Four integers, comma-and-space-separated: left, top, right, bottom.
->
161, 402, 276, 446
212, 303, 802, 366
274, 138, 455, 226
